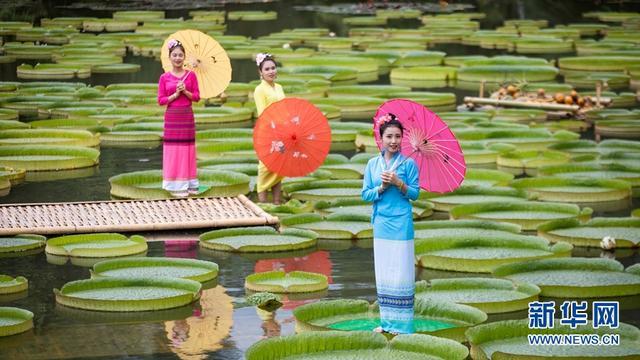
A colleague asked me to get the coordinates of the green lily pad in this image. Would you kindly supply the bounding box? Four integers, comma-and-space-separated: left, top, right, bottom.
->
314, 198, 434, 219
415, 278, 540, 314
109, 169, 250, 199
246, 331, 469, 360
91, 257, 218, 283
450, 201, 592, 230
462, 168, 515, 187
538, 162, 640, 188
420, 186, 528, 212
45, 233, 147, 258
0, 129, 100, 147
467, 319, 640, 359
283, 180, 362, 201
199, 226, 317, 253
416, 232, 572, 273
493, 258, 640, 298
282, 213, 372, 240
245, 270, 328, 293
0, 234, 46, 254
0, 275, 28, 294
538, 217, 640, 248
54, 277, 201, 312
511, 177, 632, 203
497, 150, 571, 175
0, 145, 99, 171
294, 298, 486, 342
0, 307, 33, 337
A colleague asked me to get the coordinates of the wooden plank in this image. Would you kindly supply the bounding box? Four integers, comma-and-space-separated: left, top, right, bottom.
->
0, 195, 278, 236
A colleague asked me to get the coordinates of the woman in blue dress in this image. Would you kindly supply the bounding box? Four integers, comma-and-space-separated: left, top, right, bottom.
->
361, 113, 420, 335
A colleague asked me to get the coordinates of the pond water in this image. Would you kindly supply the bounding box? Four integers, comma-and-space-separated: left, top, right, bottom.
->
1, 0, 640, 359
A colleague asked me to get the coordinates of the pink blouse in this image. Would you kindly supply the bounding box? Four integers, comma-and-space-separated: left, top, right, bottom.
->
157, 71, 201, 107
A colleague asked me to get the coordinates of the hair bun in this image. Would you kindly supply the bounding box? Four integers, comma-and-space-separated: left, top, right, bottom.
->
167, 39, 181, 51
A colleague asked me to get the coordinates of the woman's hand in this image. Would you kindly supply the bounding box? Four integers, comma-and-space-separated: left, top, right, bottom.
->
176, 81, 185, 93
380, 171, 393, 188
382, 171, 402, 187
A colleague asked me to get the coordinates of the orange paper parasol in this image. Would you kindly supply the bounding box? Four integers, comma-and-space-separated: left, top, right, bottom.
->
253, 98, 331, 177
161, 29, 231, 99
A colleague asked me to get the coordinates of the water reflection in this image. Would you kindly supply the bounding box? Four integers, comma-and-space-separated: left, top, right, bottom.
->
164, 286, 233, 360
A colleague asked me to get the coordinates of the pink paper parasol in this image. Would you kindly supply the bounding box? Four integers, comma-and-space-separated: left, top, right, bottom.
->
373, 99, 466, 193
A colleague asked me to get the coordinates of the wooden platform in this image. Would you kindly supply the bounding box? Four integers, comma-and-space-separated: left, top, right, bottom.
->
0, 195, 278, 236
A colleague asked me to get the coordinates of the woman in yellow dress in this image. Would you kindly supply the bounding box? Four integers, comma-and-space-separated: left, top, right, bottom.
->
254, 53, 285, 204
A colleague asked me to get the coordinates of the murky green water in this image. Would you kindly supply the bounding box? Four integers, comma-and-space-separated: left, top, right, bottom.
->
1, 0, 640, 359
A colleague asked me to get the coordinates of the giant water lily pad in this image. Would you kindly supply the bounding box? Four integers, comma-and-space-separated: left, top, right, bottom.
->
415, 278, 540, 314
467, 319, 640, 360
109, 169, 250, 199
497, 150, 571, 175
0, 145, 99, 171
0, 307, 33, 337
0, 129, 100, 147
283, 180, 362, 201
414, 220, 522, 241
314, 198, 434, 219
449, 201, 592, 230
199, 226, 317, 253
246, 331, 469, 360
420, 186, 528, 212
294, 298, 486, 342
54, 277, 201, 312
415, 232, 572, 273
538, 162, 640, 188
0, 275, 28, 295
0, 234, 45, 255
282, 213, 372, 240
510, 177, 632, 203
92, 257, 218, 283
46, 233, 147, 258
245, 270, 328, 293
538, 217, 640, 248
463, 168, 515, 187
493, 258, 640, 298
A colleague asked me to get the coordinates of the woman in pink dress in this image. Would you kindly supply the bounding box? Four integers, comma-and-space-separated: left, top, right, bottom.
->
157, 39, 201, 197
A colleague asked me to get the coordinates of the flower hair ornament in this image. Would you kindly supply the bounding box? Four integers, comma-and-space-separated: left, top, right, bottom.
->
167, 39, 181, 51
256, 52, 272, 67
376, 113, 397, 127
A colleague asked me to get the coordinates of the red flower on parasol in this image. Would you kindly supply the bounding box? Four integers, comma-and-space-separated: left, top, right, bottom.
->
254, 98, 332, 177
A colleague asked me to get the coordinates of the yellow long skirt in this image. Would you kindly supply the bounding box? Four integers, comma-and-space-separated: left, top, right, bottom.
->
257, 161, 284, 192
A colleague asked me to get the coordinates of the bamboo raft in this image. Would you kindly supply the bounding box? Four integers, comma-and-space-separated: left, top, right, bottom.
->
0, 195, 278, 236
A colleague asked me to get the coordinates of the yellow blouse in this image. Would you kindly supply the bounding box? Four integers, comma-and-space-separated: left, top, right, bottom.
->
254, 79, 286, 193
254, 79, 285, 116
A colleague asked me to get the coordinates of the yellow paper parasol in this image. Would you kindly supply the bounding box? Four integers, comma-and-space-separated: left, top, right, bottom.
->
161, 29, 231, 99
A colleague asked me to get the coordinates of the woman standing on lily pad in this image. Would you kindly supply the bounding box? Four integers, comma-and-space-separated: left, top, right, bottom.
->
361, 113, 420, 335
158, 39, 201, 197
254, 53, 285, 204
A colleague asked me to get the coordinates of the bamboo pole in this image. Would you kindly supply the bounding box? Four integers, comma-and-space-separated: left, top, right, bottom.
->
464, 96, 580, 111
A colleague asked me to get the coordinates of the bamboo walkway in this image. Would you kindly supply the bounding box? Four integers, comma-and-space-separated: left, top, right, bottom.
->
0, 195, 278, 236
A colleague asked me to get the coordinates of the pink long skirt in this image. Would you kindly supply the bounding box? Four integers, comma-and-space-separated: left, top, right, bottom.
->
163, 105, 198, 193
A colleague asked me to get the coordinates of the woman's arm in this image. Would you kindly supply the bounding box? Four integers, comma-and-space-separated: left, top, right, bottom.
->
158, 75, 170, 105
254, 86, 268, 116
361, 161, 384, 202
398, 161, 420, 200
182, 73, 200, 102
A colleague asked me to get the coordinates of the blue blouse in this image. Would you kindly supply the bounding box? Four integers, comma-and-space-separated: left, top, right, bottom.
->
361, 151, 420, 224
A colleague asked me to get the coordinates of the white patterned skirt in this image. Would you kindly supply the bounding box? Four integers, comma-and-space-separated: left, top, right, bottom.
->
373, 215, 415, 334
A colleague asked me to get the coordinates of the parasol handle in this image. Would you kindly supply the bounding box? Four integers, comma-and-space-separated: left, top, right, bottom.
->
388, 139, 427, 172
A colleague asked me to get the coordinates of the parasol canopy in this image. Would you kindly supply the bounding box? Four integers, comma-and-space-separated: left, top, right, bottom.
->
253, 98, 331, 178
161, 29, 231, 99
374, 99, 466, 193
